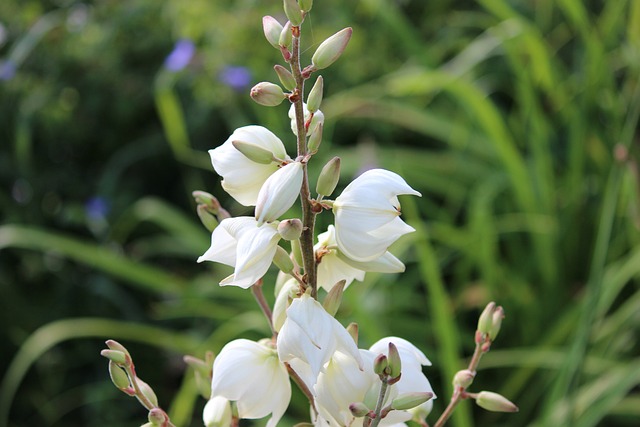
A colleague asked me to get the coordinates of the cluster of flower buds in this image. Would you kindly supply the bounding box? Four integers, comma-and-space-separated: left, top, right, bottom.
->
476, 301, 505, 351
100, 340, 175, 427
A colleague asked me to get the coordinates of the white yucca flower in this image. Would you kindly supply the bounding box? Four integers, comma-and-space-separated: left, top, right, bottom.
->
255, 161, 304, 225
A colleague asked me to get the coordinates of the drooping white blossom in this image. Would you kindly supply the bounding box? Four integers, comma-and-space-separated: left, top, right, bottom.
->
315, 225, 405, 291
255, 161, 304, 225
203, 396, 232, 427
277, 293, 363, 379
197, 217, 281, 288
333, 169, 421, 262
210, 339, 291, 427
209, 125, 289, 206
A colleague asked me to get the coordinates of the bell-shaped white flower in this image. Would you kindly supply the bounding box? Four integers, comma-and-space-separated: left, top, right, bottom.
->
255, 161, 304, 225
333, 169, 421, 262
197, 217, 281, 288
277, 293, 363, 379
211, 339, 291, 427
203, 396, 232, 427
314, 350, 412, 427
288, 103, 324, 136
315, 225, 405, 291
209, 125, 290, 206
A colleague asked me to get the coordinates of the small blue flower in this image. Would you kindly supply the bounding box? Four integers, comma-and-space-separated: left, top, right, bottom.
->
0, 59, 16, 81
164, 39, 195, 72
85, 196, 110, 220
219, 65, 252, 91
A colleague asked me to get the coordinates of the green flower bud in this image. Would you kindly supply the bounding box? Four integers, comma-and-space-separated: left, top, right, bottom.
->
347, 322, 359, 345
387, 342, 402, 380
322, 279, 345, 316
373, 354, 388, 376
307, 122, 323, 154
299, 0, 313, 12
306, 75, 323, 112
274, 65, 296, 91
250, 82, 286, 107
192, 191, 222, 212
453, 369, 475, 389
279, 21, 292, 49
316, 156, 341, 197
105, 340, 130, 357
391, 392, 434, 411
101, 349, 128, 365
197, 204, 218, 232
136, 378, 159, 408
311, 27, 352, 69
489, 306, 504, 341
476, 391, 519, 413
477, 301, 496, 335
232, 139, 277, 164
148, 408, 167, 426
278, 218, 303, 240
263, 16, 284, 49
283, 0, 303, 26
349, 402, 371, 418
273, 245, 295, 274
108, 361, 131, 391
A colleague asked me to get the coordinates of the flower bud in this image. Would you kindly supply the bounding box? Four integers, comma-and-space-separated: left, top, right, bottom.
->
101, 349, 128, 365
250, 82, 286, 107
203, 396, 232, 427
387, 342, 402, 380
299, 0, 313, 12
322, 279, 345, 316
311, 27, 352, 69
278, 218, 303, 240
349, 402, 371, 418
475, 391, 519, 413
136, 378, 159, 407
255, 161, 304, 225
148, 408, 167, 426
105, 339, 130, 357
477, 301, 496, 335
197, 204, 218, 232
346, 322, 359, 345
279, 21, 292, 49
263, 16, 284, 48
489, 306, 504, 341
373, 354, 388, 376
283, 0, 303, 26
307, 122, 323, 154
306, 75, 323, 112
273, 245, 294, 274
316, 156, 340, 197
453, 369, 475, 389
274, 64, 296, 91
108, 361, 131, 391
391, 392, 434, 411
231, 140, 278, 164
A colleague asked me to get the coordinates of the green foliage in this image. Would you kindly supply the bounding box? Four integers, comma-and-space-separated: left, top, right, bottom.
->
1, 0, 639, 426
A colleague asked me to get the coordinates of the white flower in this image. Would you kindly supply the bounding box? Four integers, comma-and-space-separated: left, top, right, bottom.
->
210, 339, 291, 427
272, 277, 298, 332
209, 125, 289, 206
255, 161, 304, 225
277, 293, 363, 379
333, 169, 421, 262
203, 396, 232, 427
197, 217, 281, 288
315, 225, 405, 291
288, 103, 324, 136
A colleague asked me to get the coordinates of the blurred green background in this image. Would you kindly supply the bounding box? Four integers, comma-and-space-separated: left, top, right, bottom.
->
1, 0, 639, 426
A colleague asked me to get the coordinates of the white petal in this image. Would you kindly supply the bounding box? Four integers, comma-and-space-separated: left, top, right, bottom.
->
255, 161, 303, 225
338, 250, 405, 274
203, 396, 232, 427
197, 219, 239, 266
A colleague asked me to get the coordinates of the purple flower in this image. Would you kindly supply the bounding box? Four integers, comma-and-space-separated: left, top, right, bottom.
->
85, 196, 110, 220
219, 65, 252, 91
0, 59, 16, 81
164, 39, 195, 72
